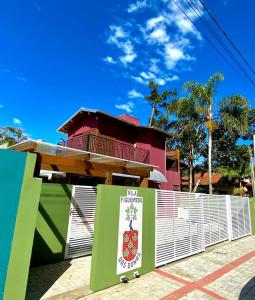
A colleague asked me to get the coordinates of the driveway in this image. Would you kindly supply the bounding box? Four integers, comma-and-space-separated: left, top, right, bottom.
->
27, 236, 255, 299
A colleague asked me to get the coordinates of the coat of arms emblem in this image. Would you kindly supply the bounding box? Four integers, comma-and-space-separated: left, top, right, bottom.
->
117, 190, 143, 274
122, 203, 138, 261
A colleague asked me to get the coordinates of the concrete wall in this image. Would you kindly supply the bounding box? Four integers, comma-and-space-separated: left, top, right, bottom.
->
250, 198, 255, 235
0, 150, 42, 300
31, 183, 72, 266
90, 185, 155, 292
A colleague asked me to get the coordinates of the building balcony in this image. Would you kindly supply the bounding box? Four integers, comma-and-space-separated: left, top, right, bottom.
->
58, 134, 150, 164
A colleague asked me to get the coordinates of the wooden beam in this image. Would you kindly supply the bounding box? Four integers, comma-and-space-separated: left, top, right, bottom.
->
11, 142, 37, 152
41, 163, 107, 178
39, 153, 150, 177
105, 172, 113, 185
140, 178, 149, 188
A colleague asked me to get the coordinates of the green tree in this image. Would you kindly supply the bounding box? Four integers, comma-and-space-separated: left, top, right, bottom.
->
168, 97, 206, 192
215, 145, 250, 195
184, 72, 249, 194
0, 126, 27, 147
144, 81, 177, 127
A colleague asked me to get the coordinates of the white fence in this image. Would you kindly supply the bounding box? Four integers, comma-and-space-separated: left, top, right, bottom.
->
155, 190, 251, 267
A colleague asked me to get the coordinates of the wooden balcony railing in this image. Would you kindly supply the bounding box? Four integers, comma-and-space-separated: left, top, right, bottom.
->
58, 134, 150, 164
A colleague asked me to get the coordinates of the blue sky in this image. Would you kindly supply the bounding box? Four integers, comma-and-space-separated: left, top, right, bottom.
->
0, 0, 255, 143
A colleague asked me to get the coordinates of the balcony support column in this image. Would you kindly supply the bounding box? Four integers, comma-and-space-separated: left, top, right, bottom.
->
105, 172, 113, 185
139, 177, 149, 188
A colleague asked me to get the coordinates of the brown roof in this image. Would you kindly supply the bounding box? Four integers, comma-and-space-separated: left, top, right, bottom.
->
182, 173, 225, 186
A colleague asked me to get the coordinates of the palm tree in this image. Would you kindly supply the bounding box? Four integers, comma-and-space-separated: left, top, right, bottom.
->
184, 72, 224, 194
184, 72, 249, 194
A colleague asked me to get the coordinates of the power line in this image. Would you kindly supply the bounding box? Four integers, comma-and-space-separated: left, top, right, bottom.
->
173, 0, 255, 87
197, 0, 255, 76
172, 1, 233, 71
182, 0, 255, 87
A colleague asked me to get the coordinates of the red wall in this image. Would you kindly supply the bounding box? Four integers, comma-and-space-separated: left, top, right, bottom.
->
65, 113, 180, 191
68, 114, 98, 139
161, 170, 181, 190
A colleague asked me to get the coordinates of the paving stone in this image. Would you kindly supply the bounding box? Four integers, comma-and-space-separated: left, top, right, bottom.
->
25, 236, 255, 300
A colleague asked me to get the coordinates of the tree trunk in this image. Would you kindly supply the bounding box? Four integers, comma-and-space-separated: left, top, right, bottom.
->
193, 172, 205, 193
189, 147, 193, 193
208, 128, 212, 194
208, 105, 213, 194
149, 104, 155, 127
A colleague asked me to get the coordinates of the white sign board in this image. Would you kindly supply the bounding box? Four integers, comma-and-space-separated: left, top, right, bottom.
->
178, 207, 189, 220
117, 190, 143, 275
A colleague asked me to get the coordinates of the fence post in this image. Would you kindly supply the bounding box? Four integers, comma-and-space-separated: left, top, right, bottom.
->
226, 195, 232, 241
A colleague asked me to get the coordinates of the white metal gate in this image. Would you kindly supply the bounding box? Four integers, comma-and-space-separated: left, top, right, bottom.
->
65, 185, 97, 259
202, 194, 229, 247
229, 196, 251, 240
155, 190, 252, 268
155, 190, 205, 267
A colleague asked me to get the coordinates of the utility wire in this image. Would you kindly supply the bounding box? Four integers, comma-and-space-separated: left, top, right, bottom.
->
197, 0, 255, 76
172, 0, 234, 73
182, 0, 255, 87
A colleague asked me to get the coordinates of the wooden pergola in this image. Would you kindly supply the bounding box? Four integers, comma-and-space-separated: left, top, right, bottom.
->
9, 140, 154, 187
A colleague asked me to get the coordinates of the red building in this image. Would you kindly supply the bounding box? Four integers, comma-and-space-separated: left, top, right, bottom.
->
57, 107, 180, 190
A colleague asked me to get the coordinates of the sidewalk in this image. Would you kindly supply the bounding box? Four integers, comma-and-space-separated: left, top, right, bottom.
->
31, 236, 255, 300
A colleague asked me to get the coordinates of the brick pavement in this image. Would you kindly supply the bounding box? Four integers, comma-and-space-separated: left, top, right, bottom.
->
26, 236, 255, 300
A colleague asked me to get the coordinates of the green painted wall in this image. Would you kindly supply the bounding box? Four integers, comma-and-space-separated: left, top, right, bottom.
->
0, 150, 42, 300
90, 185, 155, 292
31, 183, 72, 266
250, 198, 255, 235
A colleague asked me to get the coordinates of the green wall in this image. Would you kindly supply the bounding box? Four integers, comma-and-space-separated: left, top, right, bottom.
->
90, 185, 155, 292
0, 150, 42, 300
250, 198, 255, 235
31, 183, 72, 266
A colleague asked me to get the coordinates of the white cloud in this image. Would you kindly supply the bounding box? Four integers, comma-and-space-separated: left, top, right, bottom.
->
167, 75, 179, 81
108, 25, 127, 46
120, 41, 137, 64
13, 118, 22, 125
167, 1, 203, 39
103, 56, 116, 64
104, 0, 203, 87
131, 71, 178, 86
146, 15, 165, 30
128, 89, 143, 98
107, 26, 137, 65
115, 101, 134, 113
149, 26, 169, 43
131, 76, 147, 84
140, 71, 155, 80
127, 0, 148, 13
16, 76, 27, 82
149, 58, 160, 73
164, 42, 195, 69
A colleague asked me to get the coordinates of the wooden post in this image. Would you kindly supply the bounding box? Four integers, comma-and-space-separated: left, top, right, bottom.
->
105, 172, 113, 185
140, 178, 148, 188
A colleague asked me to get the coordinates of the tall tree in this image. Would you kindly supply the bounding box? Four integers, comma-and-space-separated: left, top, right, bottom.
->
184, 73, 250, 194
144, 81, 177, 127
168, 97, 206, 192
184, 72, 224, 194
0, 126, 27, 147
